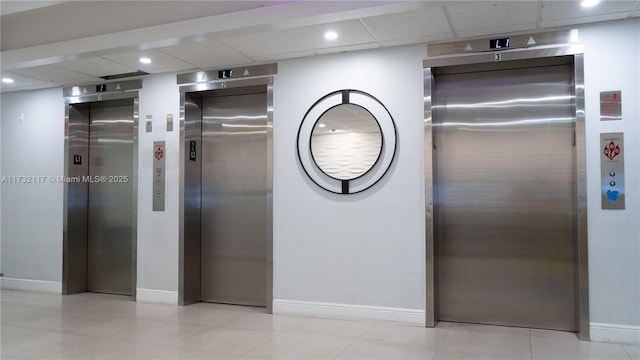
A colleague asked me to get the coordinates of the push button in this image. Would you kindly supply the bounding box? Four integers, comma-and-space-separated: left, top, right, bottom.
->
609, 171, 616, 177
610, 181, 616, 186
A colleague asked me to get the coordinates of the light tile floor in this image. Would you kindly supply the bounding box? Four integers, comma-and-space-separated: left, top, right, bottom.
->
1, 290, 638, 359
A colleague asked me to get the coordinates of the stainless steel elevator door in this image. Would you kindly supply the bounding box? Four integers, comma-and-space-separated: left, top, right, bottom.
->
433, 64, 576, 330
87, 100, 134, 295
201, 89, 267, 306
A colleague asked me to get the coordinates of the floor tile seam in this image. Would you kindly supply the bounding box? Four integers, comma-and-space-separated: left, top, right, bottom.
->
51, 325, 128, 339
277, 326, 365, 341
430, 322, 453, 360
157, 324, 217, 347
529, 328, 534, 360
165, 325, 242, 350
357, 324, 450, 350
621, 343, 634, 360
328, 334, 361, 360
334, 335, 442, 360
0, 301, 63, 310
353, 319, 376, 339
0, 322, 52, 334
31, 332, 106, 353
234, 329, 286, 358
1, 320, 67, 332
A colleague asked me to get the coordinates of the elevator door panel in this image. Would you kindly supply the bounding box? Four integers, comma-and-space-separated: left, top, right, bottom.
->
434, 65, 576, 330
87, 102, 134, 295
201, 91, 267, 306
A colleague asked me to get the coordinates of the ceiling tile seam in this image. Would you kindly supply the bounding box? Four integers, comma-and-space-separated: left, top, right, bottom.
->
357, 18, 383, 47
153, 49, 200, 70
1, 71, 42, 84
95, 55, 146, 75
213, 38, 261, 63
441, 6, 459, 39
212, 39, 261, 65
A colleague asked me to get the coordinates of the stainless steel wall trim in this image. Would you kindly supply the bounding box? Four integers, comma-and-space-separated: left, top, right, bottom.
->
64, 91, 142, 105
131, 97, 139, 300
424, 45, 584, 69
63, 79, 142, 98
178, 76, 274, 94
423, 46, 589, 340
423, 68, 436, 327
428, 29, 580, 57
266, 83, 274, 314
573, 54, 590, 341
177, 63, 277, 86
62, 90, 139, 299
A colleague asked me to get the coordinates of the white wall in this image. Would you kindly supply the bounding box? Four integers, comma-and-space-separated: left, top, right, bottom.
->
273, 44, 427, 313
581, 18, 640, 331
1, 88, 64, 285
136, 73, 181, 299
0, 18, 638, 337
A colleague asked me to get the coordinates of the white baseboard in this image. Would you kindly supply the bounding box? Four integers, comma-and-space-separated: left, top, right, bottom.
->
591, 322, 640, 345
273, 299, 425, 326
136, 288, 178, 305
0, 277, 62, 294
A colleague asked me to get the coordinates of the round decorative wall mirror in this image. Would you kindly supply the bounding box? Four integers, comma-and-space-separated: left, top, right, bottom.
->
297, 90, 397, 194
310, 104, 382, 180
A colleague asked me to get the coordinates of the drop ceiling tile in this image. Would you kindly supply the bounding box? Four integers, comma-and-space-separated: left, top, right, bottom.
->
218, 31, 307, 58
361, 7, 453, 43
447, 2, 538, 35
285, 20, 376, 50
541, 0, 638, 27
12, 65, 100, 84
102, 49, 196, 73
54, 57, 138, 77
0, 71, 55, 92
157, 39, 253, 69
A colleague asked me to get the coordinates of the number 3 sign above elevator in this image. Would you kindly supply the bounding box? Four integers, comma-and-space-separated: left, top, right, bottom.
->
600, 132, 625, 210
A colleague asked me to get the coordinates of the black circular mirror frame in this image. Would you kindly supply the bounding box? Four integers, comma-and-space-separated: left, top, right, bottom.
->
297, 89, 397, 194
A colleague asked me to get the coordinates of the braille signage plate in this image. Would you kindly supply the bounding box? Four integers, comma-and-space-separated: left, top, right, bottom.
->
600, 132, 625, 209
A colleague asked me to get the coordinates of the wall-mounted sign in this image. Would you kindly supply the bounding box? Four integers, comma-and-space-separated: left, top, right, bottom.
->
600, 132, 625, 210
600, 91, 622, 121
153, 141, 166, 211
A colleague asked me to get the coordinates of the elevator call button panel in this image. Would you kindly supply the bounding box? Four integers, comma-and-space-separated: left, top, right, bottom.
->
600, 132, 625, 210
153, 141, 166, 211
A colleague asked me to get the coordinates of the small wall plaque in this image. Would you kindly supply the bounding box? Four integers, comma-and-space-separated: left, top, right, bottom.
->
600, 91, 622, 121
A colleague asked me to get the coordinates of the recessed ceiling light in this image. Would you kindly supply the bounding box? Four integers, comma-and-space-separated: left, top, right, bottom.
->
139, 57, 152, 64
318, 123, 326, 128
324, 31, 338, 40
580, 0, 600, 8
2, 77, 15, 84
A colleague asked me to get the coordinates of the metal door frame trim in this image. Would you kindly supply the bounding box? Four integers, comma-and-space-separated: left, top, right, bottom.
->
423, 45, 589, 340
178, 73, 275, 312
63, 84, 140, 299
